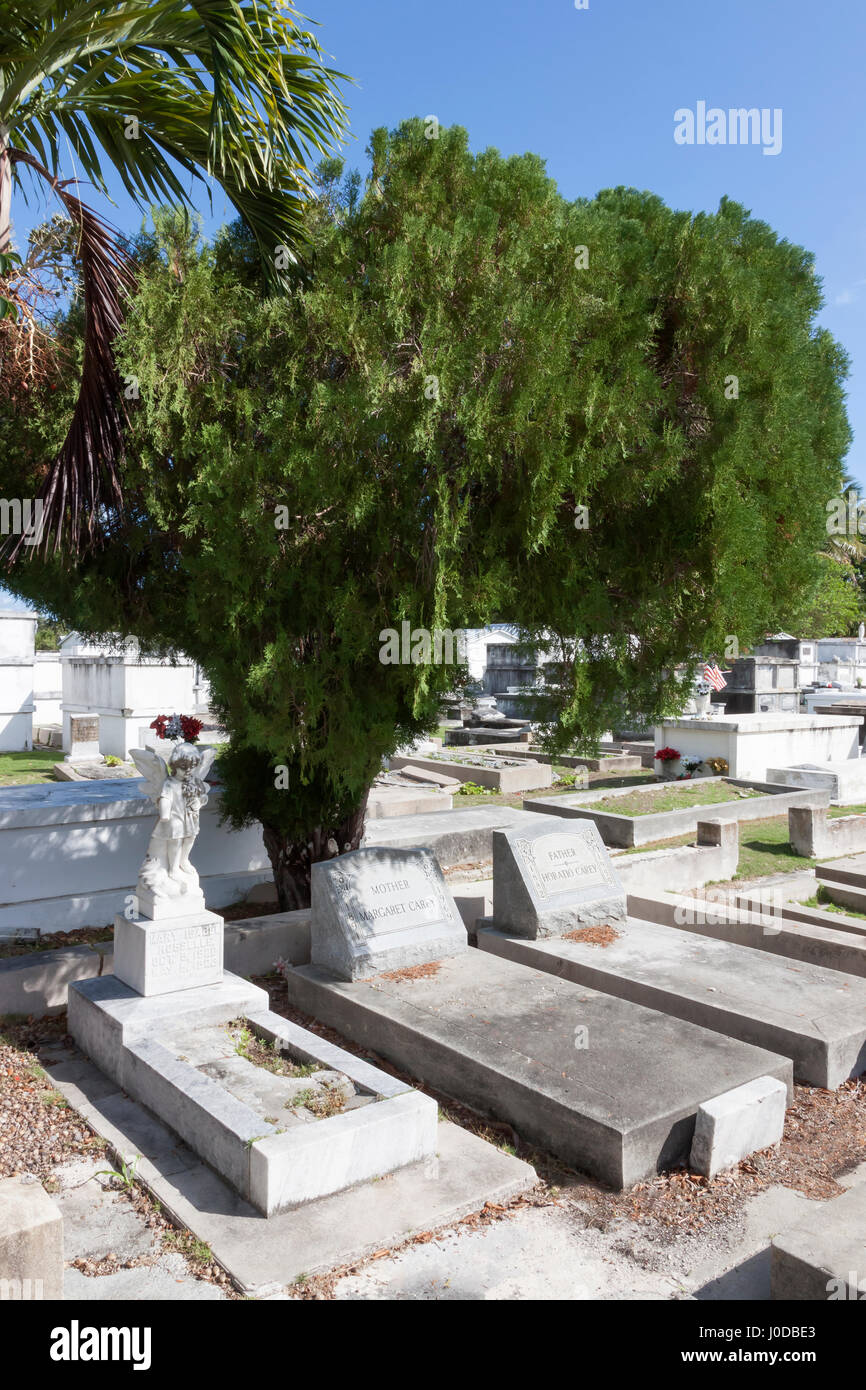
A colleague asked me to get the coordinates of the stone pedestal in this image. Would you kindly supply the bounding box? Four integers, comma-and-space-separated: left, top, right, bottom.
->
113, 908, 224, 996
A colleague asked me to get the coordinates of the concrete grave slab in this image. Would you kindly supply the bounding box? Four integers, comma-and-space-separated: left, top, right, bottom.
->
772, 1181, 866, 1300
364, 805, 545, 868
629, 888, 866, 978
310, 846, 467, 982
815, 852, 866, 887
766, 759, 866, 805
284, 951, 792, 1189
815, 855, 866, 914
44, 1043, 536, 1296
68, 971, 437, 1214
390, 753, 552, 793
477, 915, 866, 1087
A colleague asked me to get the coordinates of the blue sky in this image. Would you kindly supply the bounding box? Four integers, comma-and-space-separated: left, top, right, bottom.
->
8, 0, 866, 540
309, 0, 866, 481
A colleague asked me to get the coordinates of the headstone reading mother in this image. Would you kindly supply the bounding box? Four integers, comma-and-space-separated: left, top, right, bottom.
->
491, 820, 627, 938
311, 847, 467, 982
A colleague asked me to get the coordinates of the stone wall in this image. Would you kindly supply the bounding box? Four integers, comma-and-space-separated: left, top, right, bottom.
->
0, 778, 271, 933
788, 804, 866, 859
0, 611, 36, 752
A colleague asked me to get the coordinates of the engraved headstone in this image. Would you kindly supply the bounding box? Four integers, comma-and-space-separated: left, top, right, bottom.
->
491, 819, 627, 937
66, 714, 100, 763
311, 847, 467, 982
113, 908, 224, 996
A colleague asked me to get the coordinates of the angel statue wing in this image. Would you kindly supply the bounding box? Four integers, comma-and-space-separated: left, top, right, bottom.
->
198, 747, 217, 784
130, 748, 168, 804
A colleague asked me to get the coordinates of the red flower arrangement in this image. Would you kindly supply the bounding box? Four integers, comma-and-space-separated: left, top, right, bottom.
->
654, 746, 681, 762
149, 713, 203, 744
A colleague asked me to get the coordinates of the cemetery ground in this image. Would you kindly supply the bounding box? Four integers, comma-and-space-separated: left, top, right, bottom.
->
3, 991, 866, 1300
0, 750, 58, 788
4, 754, 866, 1300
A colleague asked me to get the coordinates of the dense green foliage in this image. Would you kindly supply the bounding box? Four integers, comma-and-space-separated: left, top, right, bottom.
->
1, 120, 851, 900
788, 553, 865, 637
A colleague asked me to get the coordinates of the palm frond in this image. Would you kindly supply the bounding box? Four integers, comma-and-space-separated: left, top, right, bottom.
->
3, 147, 136, 562
0, 0, 349, 555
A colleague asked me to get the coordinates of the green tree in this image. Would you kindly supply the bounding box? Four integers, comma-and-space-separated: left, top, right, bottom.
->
1, 120, 851, 906
35, 613, 68, 650
788, 553, 865, 638
0, 0, 346, 552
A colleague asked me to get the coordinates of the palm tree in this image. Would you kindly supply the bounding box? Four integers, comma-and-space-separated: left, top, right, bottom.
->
824, 468, 866, 565
0, 1, 347, 555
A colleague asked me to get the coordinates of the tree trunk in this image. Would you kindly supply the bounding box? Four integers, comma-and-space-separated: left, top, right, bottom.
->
0, 125, 11, 254
261, 793, 370, 912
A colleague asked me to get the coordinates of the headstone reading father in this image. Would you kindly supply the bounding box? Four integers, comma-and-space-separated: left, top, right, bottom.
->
491, 819, 627, 938
311, 847, 467, 982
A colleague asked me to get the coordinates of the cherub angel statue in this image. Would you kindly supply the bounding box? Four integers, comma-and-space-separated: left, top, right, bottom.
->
131, 742, 216, 906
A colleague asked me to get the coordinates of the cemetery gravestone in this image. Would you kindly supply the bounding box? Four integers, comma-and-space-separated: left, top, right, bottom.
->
113, 909, 224, 996
66, 714, 100, 763
311, 846, 468, 981
491, 819, 627, 936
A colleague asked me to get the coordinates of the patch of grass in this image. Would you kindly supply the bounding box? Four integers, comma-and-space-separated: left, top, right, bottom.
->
163, 1229, 213, 1268
574, 780, 762, 816
227, 1019, 322, 1078
619, 814, 854, 884
0, 749, 59, 788
801, 889, 866, 920
827, 803, 866, 819
95, 1154, 140, 1188
40, 1090, 69, 1109
288, 1087, 315, 1109
731, 816, 820, 880
619, 832, 696, 856
285, 1083, 347, 1119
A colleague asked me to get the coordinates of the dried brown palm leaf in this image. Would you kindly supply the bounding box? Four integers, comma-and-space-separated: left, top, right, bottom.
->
2, 147, 137, 563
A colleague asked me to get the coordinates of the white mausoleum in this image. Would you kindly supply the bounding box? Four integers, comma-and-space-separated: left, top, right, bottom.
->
0, 610, 36, 751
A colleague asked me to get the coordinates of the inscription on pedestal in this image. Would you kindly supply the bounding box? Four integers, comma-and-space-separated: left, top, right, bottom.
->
113, 910, 224, 997
148, 921, 221, 979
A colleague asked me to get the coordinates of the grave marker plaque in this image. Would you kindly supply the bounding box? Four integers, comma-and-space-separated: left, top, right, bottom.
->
113, 909, 224, 996
491, 820, 627, 937
311, 847, 467, 981
66, 714, 100, 763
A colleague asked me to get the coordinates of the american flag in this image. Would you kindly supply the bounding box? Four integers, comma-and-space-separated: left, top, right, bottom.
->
703, 662, 727, 691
